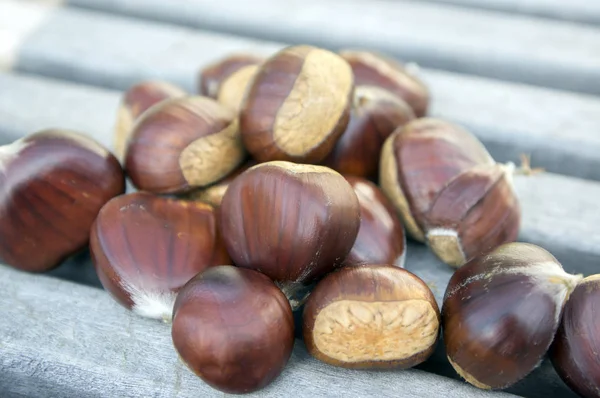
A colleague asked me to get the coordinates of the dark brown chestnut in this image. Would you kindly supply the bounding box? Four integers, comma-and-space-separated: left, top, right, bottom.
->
339, 49, 430, 117
323, 85, 415, 180
113, 80, 187, 162
550, 275, 600, 398
379, 118, 520, 267
184, 160, 256, 207
240, 44, 354, 163
442, 242, 582, 390
125, 96, 246, 194
219, 161, 361, 308
303, 264, 440, 369
342, 176, 406, 267
171, 265, 295, 394
197, 53, 264, 98
90, 192, 230, 321
0, 129, 125, 272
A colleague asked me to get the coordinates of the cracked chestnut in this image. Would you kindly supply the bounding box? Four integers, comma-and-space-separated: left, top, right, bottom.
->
219, 161, 360, 308
90, 192, 230, 321
198, 53, 263, 98
339, 49, 430, 117
323, 85, 415, 180
125, 96, 246, 194
550, 275, 600, 398
0, 129, 125, 272
172, 266, 294, 394
343, 176, 406, 267
442, 242, 582, 390
379, 118, 520, 267
240, 44, 354, 163
113, 80, 186, 162
303, 264, 440, 369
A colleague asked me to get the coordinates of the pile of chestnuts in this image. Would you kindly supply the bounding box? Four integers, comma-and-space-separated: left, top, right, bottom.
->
0, 43, 597, 397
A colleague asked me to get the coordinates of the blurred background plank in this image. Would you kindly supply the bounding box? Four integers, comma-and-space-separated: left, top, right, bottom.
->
2, 3, 600, 181
37, 0, 600, 95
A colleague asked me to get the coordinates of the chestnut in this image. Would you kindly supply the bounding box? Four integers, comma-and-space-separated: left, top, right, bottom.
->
442, 242, 583, 390
217, 64, 260, 113
219, 161, 361, 308
303, 264, 440, 369
323, 85, 415, 180
125, 96, 246, 194
379, 118, 520, 267
240, 44, 354, 163
0, 129, 125, 272
185, 160, 255, 207
171, 265, 294, 394
90, 192, 230, 321
550, 275, 600, 398
197, 53, 264, 98
113, 80, 187, 162
342, 176, 406, 267
339, 49, 430, 117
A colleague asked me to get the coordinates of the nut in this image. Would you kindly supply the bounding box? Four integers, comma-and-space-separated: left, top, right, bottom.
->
171, 265, 295, 394
342, 176, 406, 267
323, 85, 415, 179
240, 44, 354, 163
550, 274, 600, 398
198, 53, 264, 98
113, 80, 186, 162
124, 96, 246, 194
0, 129, 125, 272
379, 118, 520, 267
442, 242, 582, 389
339, 49, 430, 117
90, 192, 230, 321
217, 64, 260, 113
219, 161, 360, 308
303, 264, 440, 369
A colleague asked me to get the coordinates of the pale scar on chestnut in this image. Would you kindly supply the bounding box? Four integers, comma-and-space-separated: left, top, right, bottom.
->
312, 299, 439, 362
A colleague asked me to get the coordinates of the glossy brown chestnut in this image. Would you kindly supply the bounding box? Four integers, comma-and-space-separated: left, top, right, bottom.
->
0, 129, 125, 272
185, 160, 255, 207
240, 44, 354, 163
379, 118, 520, 267
217, 64, 260, 113
219, 161, 361, 307
172, 266, 295, 394
125, 96, 246, 194
323, 85, 415, 180
198, 53, 264, 98
90, 192, 230, 321
442, 242, 582, 390
113, 80, 187, 162
339, 49, 430, 117
550, 275, 600, 398
303, 264, 440, 369
342, 176, 406, 267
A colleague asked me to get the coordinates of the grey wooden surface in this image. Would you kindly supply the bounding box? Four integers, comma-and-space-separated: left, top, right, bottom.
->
50, 0, 600, 95
0, 263, 522, 398
406, 0, 600, 26
3, 3, 600, 181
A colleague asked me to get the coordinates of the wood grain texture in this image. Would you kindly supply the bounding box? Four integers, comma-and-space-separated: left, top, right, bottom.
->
0, 263, 521, 398
403, 0, 600, 26
45, 0, 600, 95
2, 4, 600, 180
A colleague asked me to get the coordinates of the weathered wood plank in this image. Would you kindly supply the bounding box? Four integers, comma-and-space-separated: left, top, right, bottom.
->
2, 4, 600, 181
403, 0, 600, 26
42, 0, 600, 95
0, 264, 522, 398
